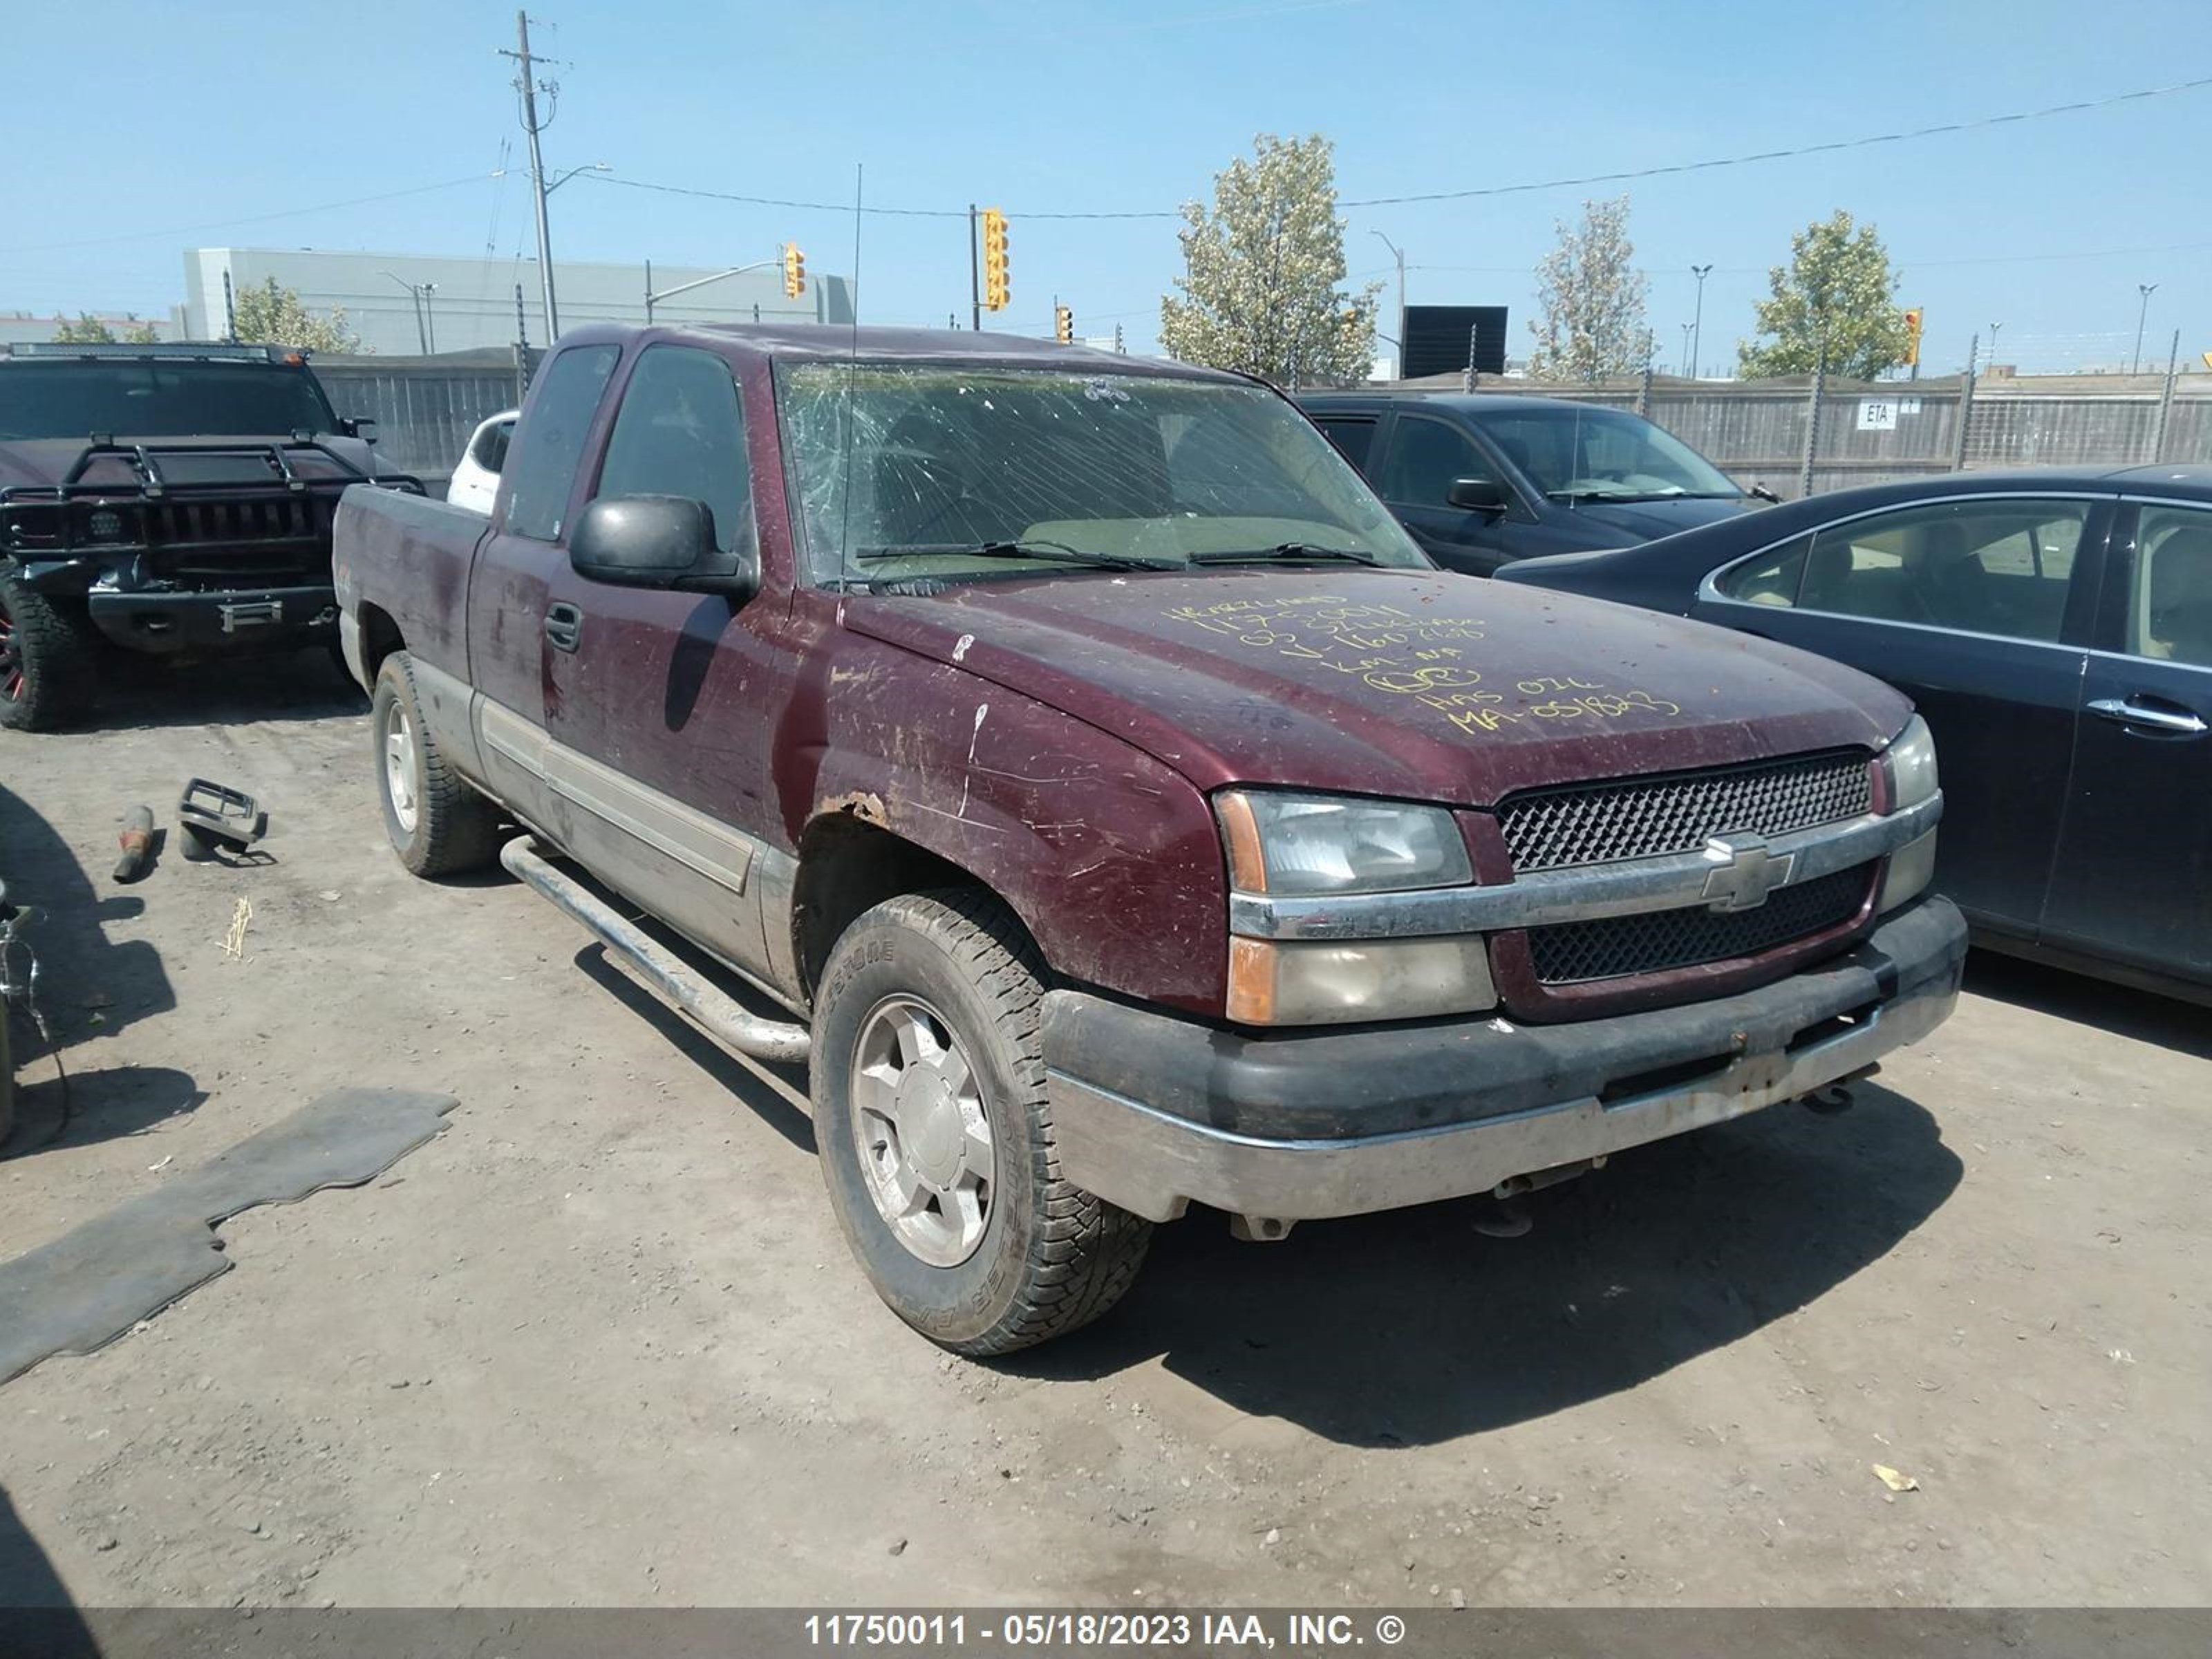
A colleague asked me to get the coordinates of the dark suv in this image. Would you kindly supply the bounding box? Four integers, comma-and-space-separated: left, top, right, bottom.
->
0, 341, 419, 729
1299, 392, 1764, 577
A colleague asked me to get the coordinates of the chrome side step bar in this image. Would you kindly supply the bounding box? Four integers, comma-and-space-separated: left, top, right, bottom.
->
500, 837, 813, 1067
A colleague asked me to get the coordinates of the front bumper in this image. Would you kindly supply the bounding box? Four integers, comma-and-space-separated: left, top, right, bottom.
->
1042, 895, 1967, 1226
87, 584, 338, 654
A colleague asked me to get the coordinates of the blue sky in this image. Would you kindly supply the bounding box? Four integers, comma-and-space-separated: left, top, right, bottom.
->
5, 0, 2208, 373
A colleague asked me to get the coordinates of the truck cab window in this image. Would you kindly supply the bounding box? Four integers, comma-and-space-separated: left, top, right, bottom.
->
1378, 417, 1499, 508
1313, 416, 1377, 473
592, 346, 753, 554
505, 344, 619, 542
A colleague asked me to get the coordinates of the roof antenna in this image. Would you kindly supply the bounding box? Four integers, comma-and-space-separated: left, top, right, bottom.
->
836, 161, 863, 595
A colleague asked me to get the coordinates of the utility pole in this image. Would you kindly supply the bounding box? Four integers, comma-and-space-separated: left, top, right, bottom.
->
514, 283, 532, 400
1689, 264, 1712, 379
382, 274, 427, 353
503, 11, 561, 344
1680, 321, 1693, 376
1987, 320, 2002, 370
2133, 283, 2158, 375
222, 271, 237, 344
968, 205, 980, 332
1372, 230, 1407, 370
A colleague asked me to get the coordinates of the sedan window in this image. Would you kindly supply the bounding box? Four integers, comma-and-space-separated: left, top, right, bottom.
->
2130, 505, 2212, 668
1718, 498, 2092, 643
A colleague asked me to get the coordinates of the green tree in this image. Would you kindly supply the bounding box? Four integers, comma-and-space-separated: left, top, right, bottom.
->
1161, 133, 1379, 389
1527, 196, 1649, 382
230, 276, 364, 355
50, 313, 164, 345
50, 313, 117, 344
1738, 210, 1911, 381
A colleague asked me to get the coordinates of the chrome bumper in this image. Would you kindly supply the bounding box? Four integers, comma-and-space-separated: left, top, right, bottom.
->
1044, 897, 1966, 1228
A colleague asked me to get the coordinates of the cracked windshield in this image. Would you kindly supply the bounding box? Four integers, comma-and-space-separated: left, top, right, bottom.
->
777, 364, 1425, 583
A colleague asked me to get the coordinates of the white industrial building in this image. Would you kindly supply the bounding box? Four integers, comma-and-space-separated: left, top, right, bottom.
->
180, 247, 854, 356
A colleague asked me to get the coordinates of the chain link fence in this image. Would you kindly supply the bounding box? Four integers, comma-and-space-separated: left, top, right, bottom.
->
1431, 335, 2206, 500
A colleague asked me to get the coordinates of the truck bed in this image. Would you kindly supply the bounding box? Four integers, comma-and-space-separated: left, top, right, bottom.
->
332, 485, 489, 686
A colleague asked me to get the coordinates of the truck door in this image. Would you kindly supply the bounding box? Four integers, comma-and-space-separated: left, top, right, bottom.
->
463, 341, 622, 834
536, 342, 790, 982
2040, 499, 2212, 984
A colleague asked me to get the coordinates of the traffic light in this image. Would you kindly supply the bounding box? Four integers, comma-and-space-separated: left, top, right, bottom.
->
783, 243, 807, 299
1902, 306, 1924, 367
982, 208, 1009, 312
1054, 304, 1073, 344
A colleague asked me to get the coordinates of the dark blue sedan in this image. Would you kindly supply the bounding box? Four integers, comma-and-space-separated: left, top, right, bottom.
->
1496, 465, 2212, 1000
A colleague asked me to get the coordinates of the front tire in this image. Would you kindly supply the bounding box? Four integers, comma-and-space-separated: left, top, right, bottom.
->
371, 651, 501, 877
0, 563, 100, 732
812, 890, 1152, 1356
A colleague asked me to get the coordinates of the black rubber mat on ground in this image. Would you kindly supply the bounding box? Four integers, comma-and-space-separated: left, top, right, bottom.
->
0, 1087, 456, 1384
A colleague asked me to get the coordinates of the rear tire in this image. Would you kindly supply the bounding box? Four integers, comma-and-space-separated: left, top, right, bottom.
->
812, 889, 1152, 1356
0, 563, 100, 733
371, 650, 502, 877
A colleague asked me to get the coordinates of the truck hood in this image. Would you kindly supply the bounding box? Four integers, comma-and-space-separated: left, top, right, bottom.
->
842, 568, 1911, 805
0, 434, 377, 489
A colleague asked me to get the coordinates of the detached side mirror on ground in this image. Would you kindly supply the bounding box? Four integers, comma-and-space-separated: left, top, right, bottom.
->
569, 494, 759, 602
1447, 476, 1509, 513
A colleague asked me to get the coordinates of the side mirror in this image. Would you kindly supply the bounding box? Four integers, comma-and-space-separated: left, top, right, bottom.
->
1447, 476, 1508, 513
570, 495, 760, 602
343, 416, 379, 444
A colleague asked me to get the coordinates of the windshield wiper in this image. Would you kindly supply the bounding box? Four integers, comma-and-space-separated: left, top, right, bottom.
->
1546, 487, 1704, 503
855, 538, 1179, 572
1188, 542, 1382, 567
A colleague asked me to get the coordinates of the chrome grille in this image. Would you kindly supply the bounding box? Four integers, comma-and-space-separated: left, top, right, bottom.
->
1527, 866, 1873, 986
1499, 751, 1873, 873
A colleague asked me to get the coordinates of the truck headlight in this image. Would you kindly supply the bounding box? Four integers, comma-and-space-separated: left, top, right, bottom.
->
1216, 790, 1490, 1024
1879, 830, 1939, 913
1215, 790, 1472, 896
1228, 935, 1496, 1026
1876, 715, 1940, 912
1880, 714, 1938, 812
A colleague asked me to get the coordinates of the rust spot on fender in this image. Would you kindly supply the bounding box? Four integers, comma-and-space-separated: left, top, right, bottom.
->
820, 790, 889, 827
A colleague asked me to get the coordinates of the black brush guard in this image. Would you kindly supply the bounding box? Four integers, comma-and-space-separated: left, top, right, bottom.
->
1, 438, 421, 653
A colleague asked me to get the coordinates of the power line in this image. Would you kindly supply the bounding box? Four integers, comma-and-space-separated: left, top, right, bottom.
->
1338, 75, 2212, 207
581, 71, 2212, 223
0, 175, 503, 256
581, 173, 967, 219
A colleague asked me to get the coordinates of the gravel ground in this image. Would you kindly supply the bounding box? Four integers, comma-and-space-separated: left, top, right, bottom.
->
1, 657, 2207, 1611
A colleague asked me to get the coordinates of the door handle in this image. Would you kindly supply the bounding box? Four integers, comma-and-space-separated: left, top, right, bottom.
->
2087, 695, 2208, 737
544, 602, 583, 654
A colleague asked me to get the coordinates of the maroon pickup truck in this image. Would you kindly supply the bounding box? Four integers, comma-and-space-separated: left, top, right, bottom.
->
332, 324, 1965, 1355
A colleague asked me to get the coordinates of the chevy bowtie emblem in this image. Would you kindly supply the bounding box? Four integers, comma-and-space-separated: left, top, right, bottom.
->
1700, 833, 1796, 912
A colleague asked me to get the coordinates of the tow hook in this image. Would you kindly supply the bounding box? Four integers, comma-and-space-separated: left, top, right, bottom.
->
1472, 1154, 1609, 1238
1229, 1215, 1294, 1243
1802, 1062, 1880, 1116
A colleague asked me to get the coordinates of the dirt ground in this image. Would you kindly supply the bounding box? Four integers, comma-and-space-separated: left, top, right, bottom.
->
1, 656, 2208, 1612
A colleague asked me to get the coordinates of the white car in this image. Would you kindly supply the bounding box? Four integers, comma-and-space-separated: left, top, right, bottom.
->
447, 409, 517, 514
